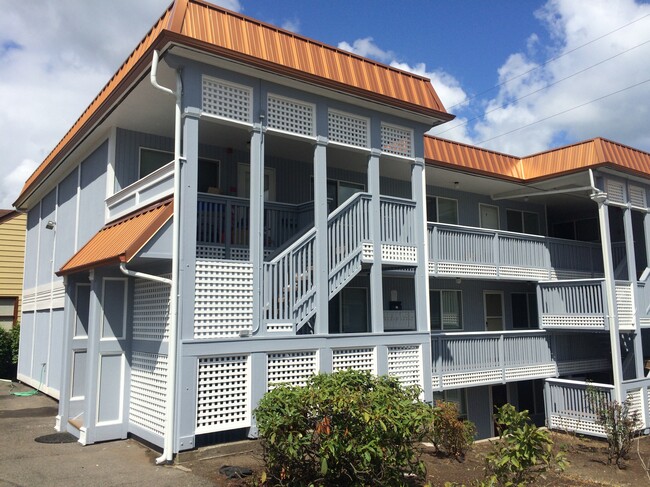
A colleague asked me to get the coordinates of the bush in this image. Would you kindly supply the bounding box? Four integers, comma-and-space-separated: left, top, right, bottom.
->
484, 404, 567, 486
254, 370, 432, 486
428, 400, 476, 459
0, 324, 19, 380
587, 387, 640, 468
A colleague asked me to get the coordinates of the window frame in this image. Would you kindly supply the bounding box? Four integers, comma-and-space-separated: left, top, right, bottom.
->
0, 296, 18, 329
432, 389, 468, 419
506, 208, 540, 235
427, 196, 459, 225
430, 289, 463, 331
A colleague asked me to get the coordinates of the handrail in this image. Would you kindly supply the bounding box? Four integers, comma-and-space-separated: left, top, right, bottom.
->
545, 377, 614, 389
430, 329, 547, 337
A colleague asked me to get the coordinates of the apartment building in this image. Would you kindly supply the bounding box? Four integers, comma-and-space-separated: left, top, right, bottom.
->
14, 0, 650, 460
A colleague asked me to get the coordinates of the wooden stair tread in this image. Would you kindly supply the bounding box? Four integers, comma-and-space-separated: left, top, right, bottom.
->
68, 418, 83, 430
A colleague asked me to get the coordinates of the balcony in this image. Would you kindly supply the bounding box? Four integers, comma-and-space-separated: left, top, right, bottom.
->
428, 223, 604, 281
539, 279, 637, 331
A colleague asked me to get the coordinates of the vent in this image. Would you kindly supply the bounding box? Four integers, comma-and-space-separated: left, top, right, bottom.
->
267, 94, 315, 137
132, 276, 170, 341
328, 110, 369, 148
267, 350, 318, 389
196, 355, 251, 433
129, 352, 167, 437
381, 123, 413, 157
629, 185, 647, 208
202, 76, 253, 124
606, 179, 625, 204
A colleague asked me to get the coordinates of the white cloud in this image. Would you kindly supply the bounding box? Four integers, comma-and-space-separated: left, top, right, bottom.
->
281, 18, 301, 33
440, 0, 650, 155
0, 0, 241, 209
338, 37, 395, 64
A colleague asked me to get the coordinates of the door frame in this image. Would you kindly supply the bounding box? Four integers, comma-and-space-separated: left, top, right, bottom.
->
479, 203, 500, 230
483, 290, 504, 331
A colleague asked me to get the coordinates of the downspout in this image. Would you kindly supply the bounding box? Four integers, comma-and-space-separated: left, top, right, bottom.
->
144, 49, 182, 464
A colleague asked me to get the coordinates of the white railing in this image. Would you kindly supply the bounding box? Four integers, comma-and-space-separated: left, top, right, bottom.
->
105, 161, 174, 221
431, 330, 556, 389
196, 194, 314, 259
263, 193, 370, 331
615, 281, 635, 330
539, 279, 607, 329
380, 196, 415, 245
428, 222, 604, 280
638, 281, 650, 326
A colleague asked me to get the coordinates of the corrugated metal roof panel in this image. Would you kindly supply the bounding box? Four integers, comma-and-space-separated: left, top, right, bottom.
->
58, 198, 173, 275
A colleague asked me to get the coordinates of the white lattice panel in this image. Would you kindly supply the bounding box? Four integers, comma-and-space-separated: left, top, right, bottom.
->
432, 375, 440, 389
505, 364, 557, 381
549, 415, 606, 436
541, 315, 606, 328
328, 110, 369, 148
196, 355, 251, 433
361, 243, 374, 261
194, 260, 253, 339
551, 269, 600, 280
626, 389, 644, 427
202, 76, 252, 123
381, 244, 417, 263
629, 185, 647, 208
606, 179, 625, 204
428, 262, 436, 274
381, 123, 413, 157
499, 266, 549, 280
437, 263, 498, 277
133, 276, 171, 341
267, 350, 318, 389
196, 245, 226, 260
332, 347, 376, 374
267, 94, 315, 137
442, 369, 502, 388
616, 283, 635, 329
230, 247, 251, 260
387, 345, 422, 389
266, 322, 294, 333
129, 352, 167, 437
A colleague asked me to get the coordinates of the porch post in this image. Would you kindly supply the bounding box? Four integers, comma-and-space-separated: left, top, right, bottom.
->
412, 157, 430, 333
623, 204, 644, 378
55, 276, 74, 432
313, 136, 329, 334
250, 121, 265, 334
81, 269, 101, 445
367, 149, 384, 333
593, 194, 624, 402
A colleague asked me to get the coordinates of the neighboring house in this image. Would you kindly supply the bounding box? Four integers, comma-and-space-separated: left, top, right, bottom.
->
13, 0, 650, 461
0, 210, 26, 331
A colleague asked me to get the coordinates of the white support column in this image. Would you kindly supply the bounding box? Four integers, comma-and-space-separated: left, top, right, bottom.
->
623, 204, 644, 378
55, 276, 74, 432
594, 194, 624, 402
81, 269, 101, 445
412, 157, 430, 333
313, 136, 329, 334
250, 122, 265, 334
368, 149, 384, 333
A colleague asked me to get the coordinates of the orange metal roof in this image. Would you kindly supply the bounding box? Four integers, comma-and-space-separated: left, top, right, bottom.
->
425, 135, 650, 182
17, 0, 451, 206
57, 198, 173, 276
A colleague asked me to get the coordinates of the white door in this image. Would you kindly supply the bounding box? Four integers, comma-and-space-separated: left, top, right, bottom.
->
484, 291, 504, 331
480, 204, 499, 230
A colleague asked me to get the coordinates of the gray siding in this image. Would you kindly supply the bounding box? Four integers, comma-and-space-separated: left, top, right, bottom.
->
78, 141, 108, 247
23, 207, 39, 290
36, 190, 56, 287
54, 169, 79, 274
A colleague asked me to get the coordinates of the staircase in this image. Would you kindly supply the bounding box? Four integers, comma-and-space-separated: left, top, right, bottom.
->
263, 193, 371, 333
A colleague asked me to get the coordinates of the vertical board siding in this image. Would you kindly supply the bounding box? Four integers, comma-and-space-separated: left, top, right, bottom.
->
0, 212, 26, 317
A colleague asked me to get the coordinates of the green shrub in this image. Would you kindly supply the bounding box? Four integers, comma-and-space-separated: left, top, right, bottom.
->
0, 324, 19, 379
484, 404, 567, 486
428, 400, 476, 459
587, 387, 640, 468
254, 370, 432, 486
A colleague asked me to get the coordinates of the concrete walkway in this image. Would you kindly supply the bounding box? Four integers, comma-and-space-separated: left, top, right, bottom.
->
0, 381, 215, 487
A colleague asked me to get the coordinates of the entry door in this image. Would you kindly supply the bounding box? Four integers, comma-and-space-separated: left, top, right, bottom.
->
480, 204, 499, 230
484, 291, 504, 331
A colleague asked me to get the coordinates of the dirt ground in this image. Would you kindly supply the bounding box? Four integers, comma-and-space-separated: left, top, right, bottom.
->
178, 432, 650, 486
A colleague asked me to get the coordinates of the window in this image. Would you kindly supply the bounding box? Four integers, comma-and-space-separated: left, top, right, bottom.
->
427, 196, 458, 224
432, 389, 468, 419
74, 284, 91, 337
506, 209, 539, 234
139, 148, 220, 193
511, 293, 538, 329
0, 297, 17, 331
311, 178, 365, 210
329, 288, 369, 333
430, 290, 462, 330
238, 163, 276, 201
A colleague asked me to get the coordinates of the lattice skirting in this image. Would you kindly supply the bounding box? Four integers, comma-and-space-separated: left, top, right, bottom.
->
332, 347, 376, 374
266, 322, 294, 333
436, 263, 497, 277
129, 352, 167, 437
504, 364, 557, 381
381, 244, 417, 263
541, 315, 605, 328
440, 369, 502, 388
267, 351, 319, 389
361, 242, 374, 262
548, 415, 606, 437
499, 266, 549, 280
387, 345, 423, 390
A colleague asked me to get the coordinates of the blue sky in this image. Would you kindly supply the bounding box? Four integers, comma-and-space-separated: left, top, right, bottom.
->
1, 0, 649, 207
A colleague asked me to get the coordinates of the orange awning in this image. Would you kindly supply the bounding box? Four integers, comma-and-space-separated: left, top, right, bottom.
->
58, 198, 173, 276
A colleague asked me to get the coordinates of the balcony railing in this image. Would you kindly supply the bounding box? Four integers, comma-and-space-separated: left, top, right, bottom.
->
539, 279, 636, 330
428, 223, 604, 281
431, 330, 557, 390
